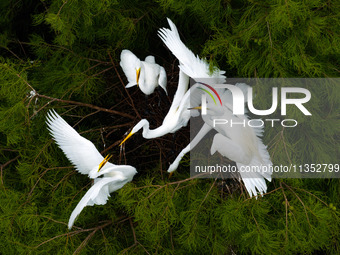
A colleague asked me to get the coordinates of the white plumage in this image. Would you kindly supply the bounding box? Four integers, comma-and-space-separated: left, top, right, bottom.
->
119, 70, 196, 145
120, 49, 167, 95
156, 18, 272, 197
119, 17, 224, 144
167, 83, 272, 197
46, 110, 137, 229
119, 18, 272, 197
158, 18, 226, 84
208, 104, 272, 197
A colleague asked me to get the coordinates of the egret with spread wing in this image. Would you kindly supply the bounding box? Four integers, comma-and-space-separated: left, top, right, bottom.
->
120, 49, 167, 95
167, 84, 272, 197
46, 110, 137, 229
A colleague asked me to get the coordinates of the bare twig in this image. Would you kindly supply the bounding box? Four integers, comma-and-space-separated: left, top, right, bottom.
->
280, 182, 289, 241
73, 229, 98, 255
290, 186, 328, 206
15, 40, 111, 64
36, 93, 134, 119
282, 182, 311, 227
0, 46, 24, 62
27, 166, 73, 199
17, 72, 134, 119
57, 0, 68, 16
35, 220, 113, 249
0, 155, 20, 186
280, 128, 292, 164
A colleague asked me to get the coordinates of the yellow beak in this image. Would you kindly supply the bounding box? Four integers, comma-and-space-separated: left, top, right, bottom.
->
136, 68, 141, 86
119, 131, 134, 146
97, 154, 113, 172
188, 106, 202, 110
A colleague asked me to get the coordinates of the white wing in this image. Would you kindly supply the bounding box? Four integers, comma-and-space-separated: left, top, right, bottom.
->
120, 49, 139, 84
158, 66, 167, 95
158, 18, 226, 83
68, 173, 126, 229
210, 133, 251, 164
211, 133, 271, 198
46, 110, 104, 175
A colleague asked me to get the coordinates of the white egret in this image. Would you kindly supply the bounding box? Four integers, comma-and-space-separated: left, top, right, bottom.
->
119, 18, 271, 197
156, 18, 272, 197
166, 82, 246, 173
167, 85, 272, 197
120, 49, 167, 95
46, 110, 137, 229
120, 17, 225, 145
119, 70, 196, 144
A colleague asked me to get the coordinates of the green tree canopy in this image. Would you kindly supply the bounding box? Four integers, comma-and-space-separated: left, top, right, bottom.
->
0, 0, 339, 254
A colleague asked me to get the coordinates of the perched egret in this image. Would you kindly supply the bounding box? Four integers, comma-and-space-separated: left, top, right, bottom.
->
120, 17, 225, 145
120, 49, 167, 95
46, 110, 137, 229
167, 85, 272, 197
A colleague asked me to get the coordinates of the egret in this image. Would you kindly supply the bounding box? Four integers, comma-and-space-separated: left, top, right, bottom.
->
156, 18, 272, 197
120, 49, 167, 95
120, 17, 225, 145
46, 110, 137, 229
166, 82, 246, 173
167, 84, 272, 197
119, 70, 197, 144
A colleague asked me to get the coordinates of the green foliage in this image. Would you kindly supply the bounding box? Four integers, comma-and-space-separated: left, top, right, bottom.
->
202, 0, 340, 78
0, 0, 339, 254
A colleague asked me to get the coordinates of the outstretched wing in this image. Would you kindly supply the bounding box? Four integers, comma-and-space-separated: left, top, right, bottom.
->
68, 173, 126, 229
158, 18, 226, 83
211, 133, 272, 198
120, 49, 139, 85
46, 110, 104, 175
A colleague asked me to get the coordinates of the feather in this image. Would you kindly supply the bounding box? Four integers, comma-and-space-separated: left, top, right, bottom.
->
68, 174, 126, 229
46, 110, 104, 176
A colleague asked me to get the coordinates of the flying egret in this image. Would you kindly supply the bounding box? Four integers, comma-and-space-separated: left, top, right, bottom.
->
120, 49, 167, 95
46, 110, 137, 229
167, 84, 272, 197
120, 17, 226, 145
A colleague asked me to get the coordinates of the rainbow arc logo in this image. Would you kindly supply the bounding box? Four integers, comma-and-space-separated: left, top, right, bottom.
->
197, 82, 223, 106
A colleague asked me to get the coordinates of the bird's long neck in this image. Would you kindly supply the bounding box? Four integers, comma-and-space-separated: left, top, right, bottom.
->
141, 120, 175, 139
167, 70, 189, 114
137, 71, 190, 139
